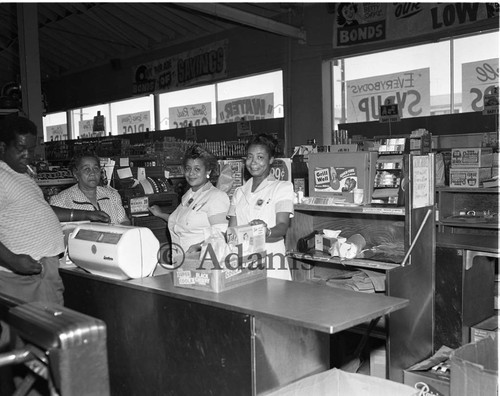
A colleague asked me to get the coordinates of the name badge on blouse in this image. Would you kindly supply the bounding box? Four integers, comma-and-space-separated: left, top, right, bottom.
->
254, 198, 270, 210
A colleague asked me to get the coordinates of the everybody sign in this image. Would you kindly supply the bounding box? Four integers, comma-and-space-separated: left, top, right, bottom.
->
346, 68, 430, 122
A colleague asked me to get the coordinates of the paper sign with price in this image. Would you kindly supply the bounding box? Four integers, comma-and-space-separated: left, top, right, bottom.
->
130, 196, 149, 214
380, 102, 400, 123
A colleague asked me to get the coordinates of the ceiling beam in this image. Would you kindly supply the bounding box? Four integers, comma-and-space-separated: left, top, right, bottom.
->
176, 3, 306, 42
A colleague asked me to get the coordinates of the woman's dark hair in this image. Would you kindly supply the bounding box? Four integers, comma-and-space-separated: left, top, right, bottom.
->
71, 151, 101, 172
246, 133, 278, 158
182, 144, 218, 174
0, 115, 37, 145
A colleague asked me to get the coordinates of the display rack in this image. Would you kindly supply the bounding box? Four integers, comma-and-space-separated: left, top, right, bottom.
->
286, 153, 435, 383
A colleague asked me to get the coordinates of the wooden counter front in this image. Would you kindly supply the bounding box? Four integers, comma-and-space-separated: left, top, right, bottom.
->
60, 269, 408, 395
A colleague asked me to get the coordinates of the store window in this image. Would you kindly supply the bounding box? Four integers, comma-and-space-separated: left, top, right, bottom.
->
111, 96, 155, 135
70, 104, 109, 139
43, 70, 283, 141
157, 70, 284, 129
331, 30, 499, 130
42, 111, 67, 141
67, 96, 154, 139
216, 70, 284, 123
158, 85, 215, 130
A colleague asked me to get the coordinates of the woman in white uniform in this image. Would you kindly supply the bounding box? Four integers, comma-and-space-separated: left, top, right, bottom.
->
149, 145, 230, 257
228, 134, 294, 280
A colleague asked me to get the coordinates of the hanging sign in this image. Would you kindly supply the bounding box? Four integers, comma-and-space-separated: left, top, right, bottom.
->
333, 3, 498, 49
217, 93, 274, 123
117, 111, 151, 135
462, 58, 499, 113
346, 68, 430, 122
236, 120, 252, 137
132, 40, 228, 95
185, 127, 197, 141
483, 87, 499, 116
168, 102, 212, 129
379, 98, 401, 123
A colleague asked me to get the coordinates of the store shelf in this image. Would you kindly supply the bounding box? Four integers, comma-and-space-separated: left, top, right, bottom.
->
287, 251, 401, 271
436, 187, 499, 235
295, 203, 405, 216
36, 178, 76, 186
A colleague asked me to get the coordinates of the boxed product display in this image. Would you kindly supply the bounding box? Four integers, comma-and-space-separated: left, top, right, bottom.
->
307, 151, 377, 203
173, 251, 267, 293
449, 167, 492, 188
173, 224, 267, 293
226, 224, 266, 257
470, 315, 499, 342
449, 336, 498, 396
451, 147, 493, 168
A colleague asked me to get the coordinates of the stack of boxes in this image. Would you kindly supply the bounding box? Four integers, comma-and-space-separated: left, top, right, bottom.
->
449, 147, 493, 188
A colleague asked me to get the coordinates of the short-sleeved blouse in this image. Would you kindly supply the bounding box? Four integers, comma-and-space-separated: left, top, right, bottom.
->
168, 182, 230, 253
50, 184, 128, 224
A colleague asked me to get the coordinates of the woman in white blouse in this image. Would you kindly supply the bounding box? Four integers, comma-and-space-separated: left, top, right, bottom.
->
149, 145, 230, 257
228, 134, 295, 281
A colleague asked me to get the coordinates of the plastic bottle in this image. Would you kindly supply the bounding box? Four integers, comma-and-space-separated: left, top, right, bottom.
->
297, 187, 304, 203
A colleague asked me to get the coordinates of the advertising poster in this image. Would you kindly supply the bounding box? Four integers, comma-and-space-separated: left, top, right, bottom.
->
117, 111, 151, 135
346, 68, 430, 122
132, 40, 228, 95
217, 93, 274, 123
169, 102, 212, 129
46, 124, 68, 141
462, 58, 499, 113
333, 3, 498, 48
313, 166, 358, 195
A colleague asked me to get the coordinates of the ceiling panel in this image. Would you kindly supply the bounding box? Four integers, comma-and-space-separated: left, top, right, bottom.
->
0, 2, 299, 95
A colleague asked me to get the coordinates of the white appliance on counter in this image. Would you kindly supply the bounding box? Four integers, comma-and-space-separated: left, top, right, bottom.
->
68, 223, 160, 280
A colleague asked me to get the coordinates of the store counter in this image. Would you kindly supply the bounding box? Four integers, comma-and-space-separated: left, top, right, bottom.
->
60, 268, 408, 396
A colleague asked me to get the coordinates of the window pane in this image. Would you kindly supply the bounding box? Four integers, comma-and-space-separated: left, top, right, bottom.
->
158, 85, 216, 130
454, 31, 499, 114
111, 95, 155, 135
337, 41, 450, 126
217, 70, 284, 122
42, 112, 67, 142
70, 104, 109, 139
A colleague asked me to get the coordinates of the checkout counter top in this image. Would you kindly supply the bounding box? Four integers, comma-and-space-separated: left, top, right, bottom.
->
61, 268, 408, 334
436, 232, 499, 253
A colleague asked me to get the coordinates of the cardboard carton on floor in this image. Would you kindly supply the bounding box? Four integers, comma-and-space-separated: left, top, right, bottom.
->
403, 346, 452, 396
450, 336, 498, 396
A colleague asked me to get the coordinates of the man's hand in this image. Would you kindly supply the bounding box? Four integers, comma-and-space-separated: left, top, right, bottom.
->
11, 254, 43, 275
86, 211, 111, 223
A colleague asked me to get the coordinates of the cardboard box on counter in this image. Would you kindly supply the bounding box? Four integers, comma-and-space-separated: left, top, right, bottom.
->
451, 147, 493, 168
173, 251, 267, 293
449, 167, 492, 188
450, 336, 498, 396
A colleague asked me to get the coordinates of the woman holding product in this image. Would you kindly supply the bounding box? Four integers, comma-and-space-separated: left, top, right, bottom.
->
50, 152, 129, 225
228, 134, 295, 280
149, 144, 230, 256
